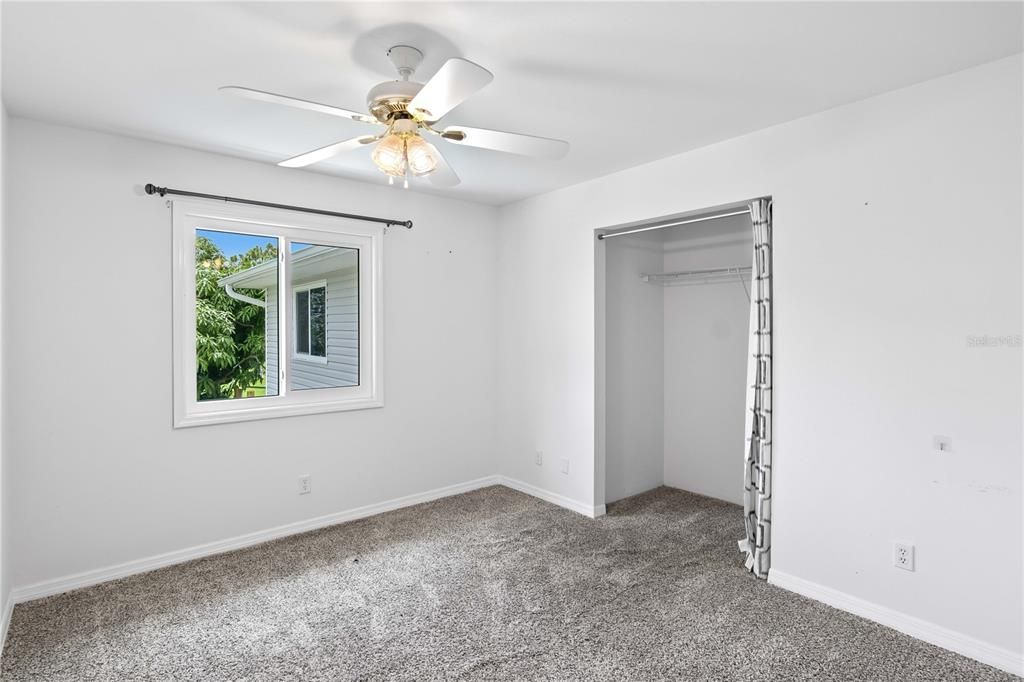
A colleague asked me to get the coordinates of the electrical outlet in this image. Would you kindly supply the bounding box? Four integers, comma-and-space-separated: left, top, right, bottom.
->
893, 543, 914, 571
298, 475, 311, 495
535, 451, 543, 467
560, 458, 570, 474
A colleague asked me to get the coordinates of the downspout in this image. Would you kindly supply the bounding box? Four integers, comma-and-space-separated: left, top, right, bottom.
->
222, 283, 266, 308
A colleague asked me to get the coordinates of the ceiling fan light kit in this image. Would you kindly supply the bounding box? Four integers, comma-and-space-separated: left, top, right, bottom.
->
222, 43, 570, 188
370, 120, 442, 180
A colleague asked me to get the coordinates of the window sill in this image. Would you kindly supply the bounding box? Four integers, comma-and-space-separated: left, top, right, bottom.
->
175, 396, 384, 428
291, 354, 329, 366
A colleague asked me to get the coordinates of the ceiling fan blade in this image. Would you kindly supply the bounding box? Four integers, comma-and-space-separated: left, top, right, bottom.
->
427, 144, 461, 187
441, 125, 569, 160
407, 58, 493, 122
278, 135, 378, 168
220, 86, 379, 125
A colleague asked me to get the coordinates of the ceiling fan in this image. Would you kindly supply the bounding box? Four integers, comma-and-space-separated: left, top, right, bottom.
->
221, 45, 570, 188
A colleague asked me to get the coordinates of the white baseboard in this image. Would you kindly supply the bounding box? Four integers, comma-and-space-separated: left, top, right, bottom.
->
769, 569, 1023, 677
498, 476, 604, 518
0, 594, 12, 662
11, 475, 503, 605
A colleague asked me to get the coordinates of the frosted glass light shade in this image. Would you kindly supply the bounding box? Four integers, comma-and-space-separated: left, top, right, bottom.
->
372, 134, 407, 176
405, 136, 440, 176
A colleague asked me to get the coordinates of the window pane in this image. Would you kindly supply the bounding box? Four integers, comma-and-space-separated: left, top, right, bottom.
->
295, 290, 310, 354
195, 229, 279, 401
289, 242, 359, 390
310, 287, 326, 357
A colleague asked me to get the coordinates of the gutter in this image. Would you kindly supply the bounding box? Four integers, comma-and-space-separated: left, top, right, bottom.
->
222, 283, 266, 308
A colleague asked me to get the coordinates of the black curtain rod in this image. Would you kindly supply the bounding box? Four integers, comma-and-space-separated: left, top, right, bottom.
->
144, 184, 413, 229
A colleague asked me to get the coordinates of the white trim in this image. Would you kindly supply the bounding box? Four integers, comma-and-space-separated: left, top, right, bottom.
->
0, 595, 13, 661
498, 476, 605, 518
769, 569, 1023, 677
11, 476, 502, 604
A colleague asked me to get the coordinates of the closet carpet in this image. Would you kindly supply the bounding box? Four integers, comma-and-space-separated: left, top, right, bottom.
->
0, 486, 1013, 681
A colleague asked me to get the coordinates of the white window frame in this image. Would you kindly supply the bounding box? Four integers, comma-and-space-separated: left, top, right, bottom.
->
291, 279, 329, 365
172, 198, 383, 427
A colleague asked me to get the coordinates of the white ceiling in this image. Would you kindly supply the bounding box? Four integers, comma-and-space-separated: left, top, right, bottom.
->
3, 2, 1021, 205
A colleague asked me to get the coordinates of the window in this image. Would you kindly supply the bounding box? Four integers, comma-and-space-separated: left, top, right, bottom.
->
287, 243, 359, 391
293, 281, 327, 360
173, 199, 382, 427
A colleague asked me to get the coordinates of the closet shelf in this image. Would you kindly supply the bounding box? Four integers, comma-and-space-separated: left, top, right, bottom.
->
641, 265, 752, 286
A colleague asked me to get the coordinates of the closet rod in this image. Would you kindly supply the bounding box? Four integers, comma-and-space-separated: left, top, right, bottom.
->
597, 208, 750, 240
644, 265, 752, 280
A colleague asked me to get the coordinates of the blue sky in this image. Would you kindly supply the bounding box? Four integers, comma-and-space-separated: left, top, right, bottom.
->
197, 229, 315, 258
197, 229, 276, 257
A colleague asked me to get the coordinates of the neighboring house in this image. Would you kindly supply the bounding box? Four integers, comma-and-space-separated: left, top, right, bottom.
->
218, 245, 359, 393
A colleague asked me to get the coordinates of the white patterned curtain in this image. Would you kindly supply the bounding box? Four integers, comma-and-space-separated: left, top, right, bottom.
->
738, 198, 772, 579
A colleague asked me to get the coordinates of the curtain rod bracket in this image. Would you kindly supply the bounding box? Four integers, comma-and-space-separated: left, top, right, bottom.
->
143, 183, 413, 230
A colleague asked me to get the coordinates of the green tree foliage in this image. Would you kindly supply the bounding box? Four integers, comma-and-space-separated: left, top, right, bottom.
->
195, 236, 278, 400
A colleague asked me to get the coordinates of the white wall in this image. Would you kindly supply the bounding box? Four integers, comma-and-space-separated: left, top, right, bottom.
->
0, 4, 9, 642
0, 97, 9, 637
662, 218, 751, 505
5, 117, 499, 589
497, 54, 1022, 666
604, 238, 663, 503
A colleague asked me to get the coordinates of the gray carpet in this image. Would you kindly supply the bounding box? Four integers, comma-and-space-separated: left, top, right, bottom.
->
0, 486, 1015, 681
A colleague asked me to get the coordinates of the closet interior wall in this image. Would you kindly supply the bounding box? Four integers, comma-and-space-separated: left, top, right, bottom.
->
605, 214, 753, 505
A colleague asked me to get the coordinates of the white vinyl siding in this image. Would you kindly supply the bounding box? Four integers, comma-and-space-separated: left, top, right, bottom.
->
265, 292, 279, 396
260, 266, 358, 392
290, 266, 359, 389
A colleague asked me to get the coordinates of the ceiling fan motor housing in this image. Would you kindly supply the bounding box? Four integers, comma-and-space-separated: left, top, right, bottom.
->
366, 80, 424, 123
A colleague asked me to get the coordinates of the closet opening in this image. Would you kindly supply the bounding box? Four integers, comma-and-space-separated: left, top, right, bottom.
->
595, 198, 773, 578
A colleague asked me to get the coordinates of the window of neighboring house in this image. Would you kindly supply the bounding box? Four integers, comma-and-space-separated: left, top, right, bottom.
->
293, 282, 327, 360
172, 198, 382, 427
